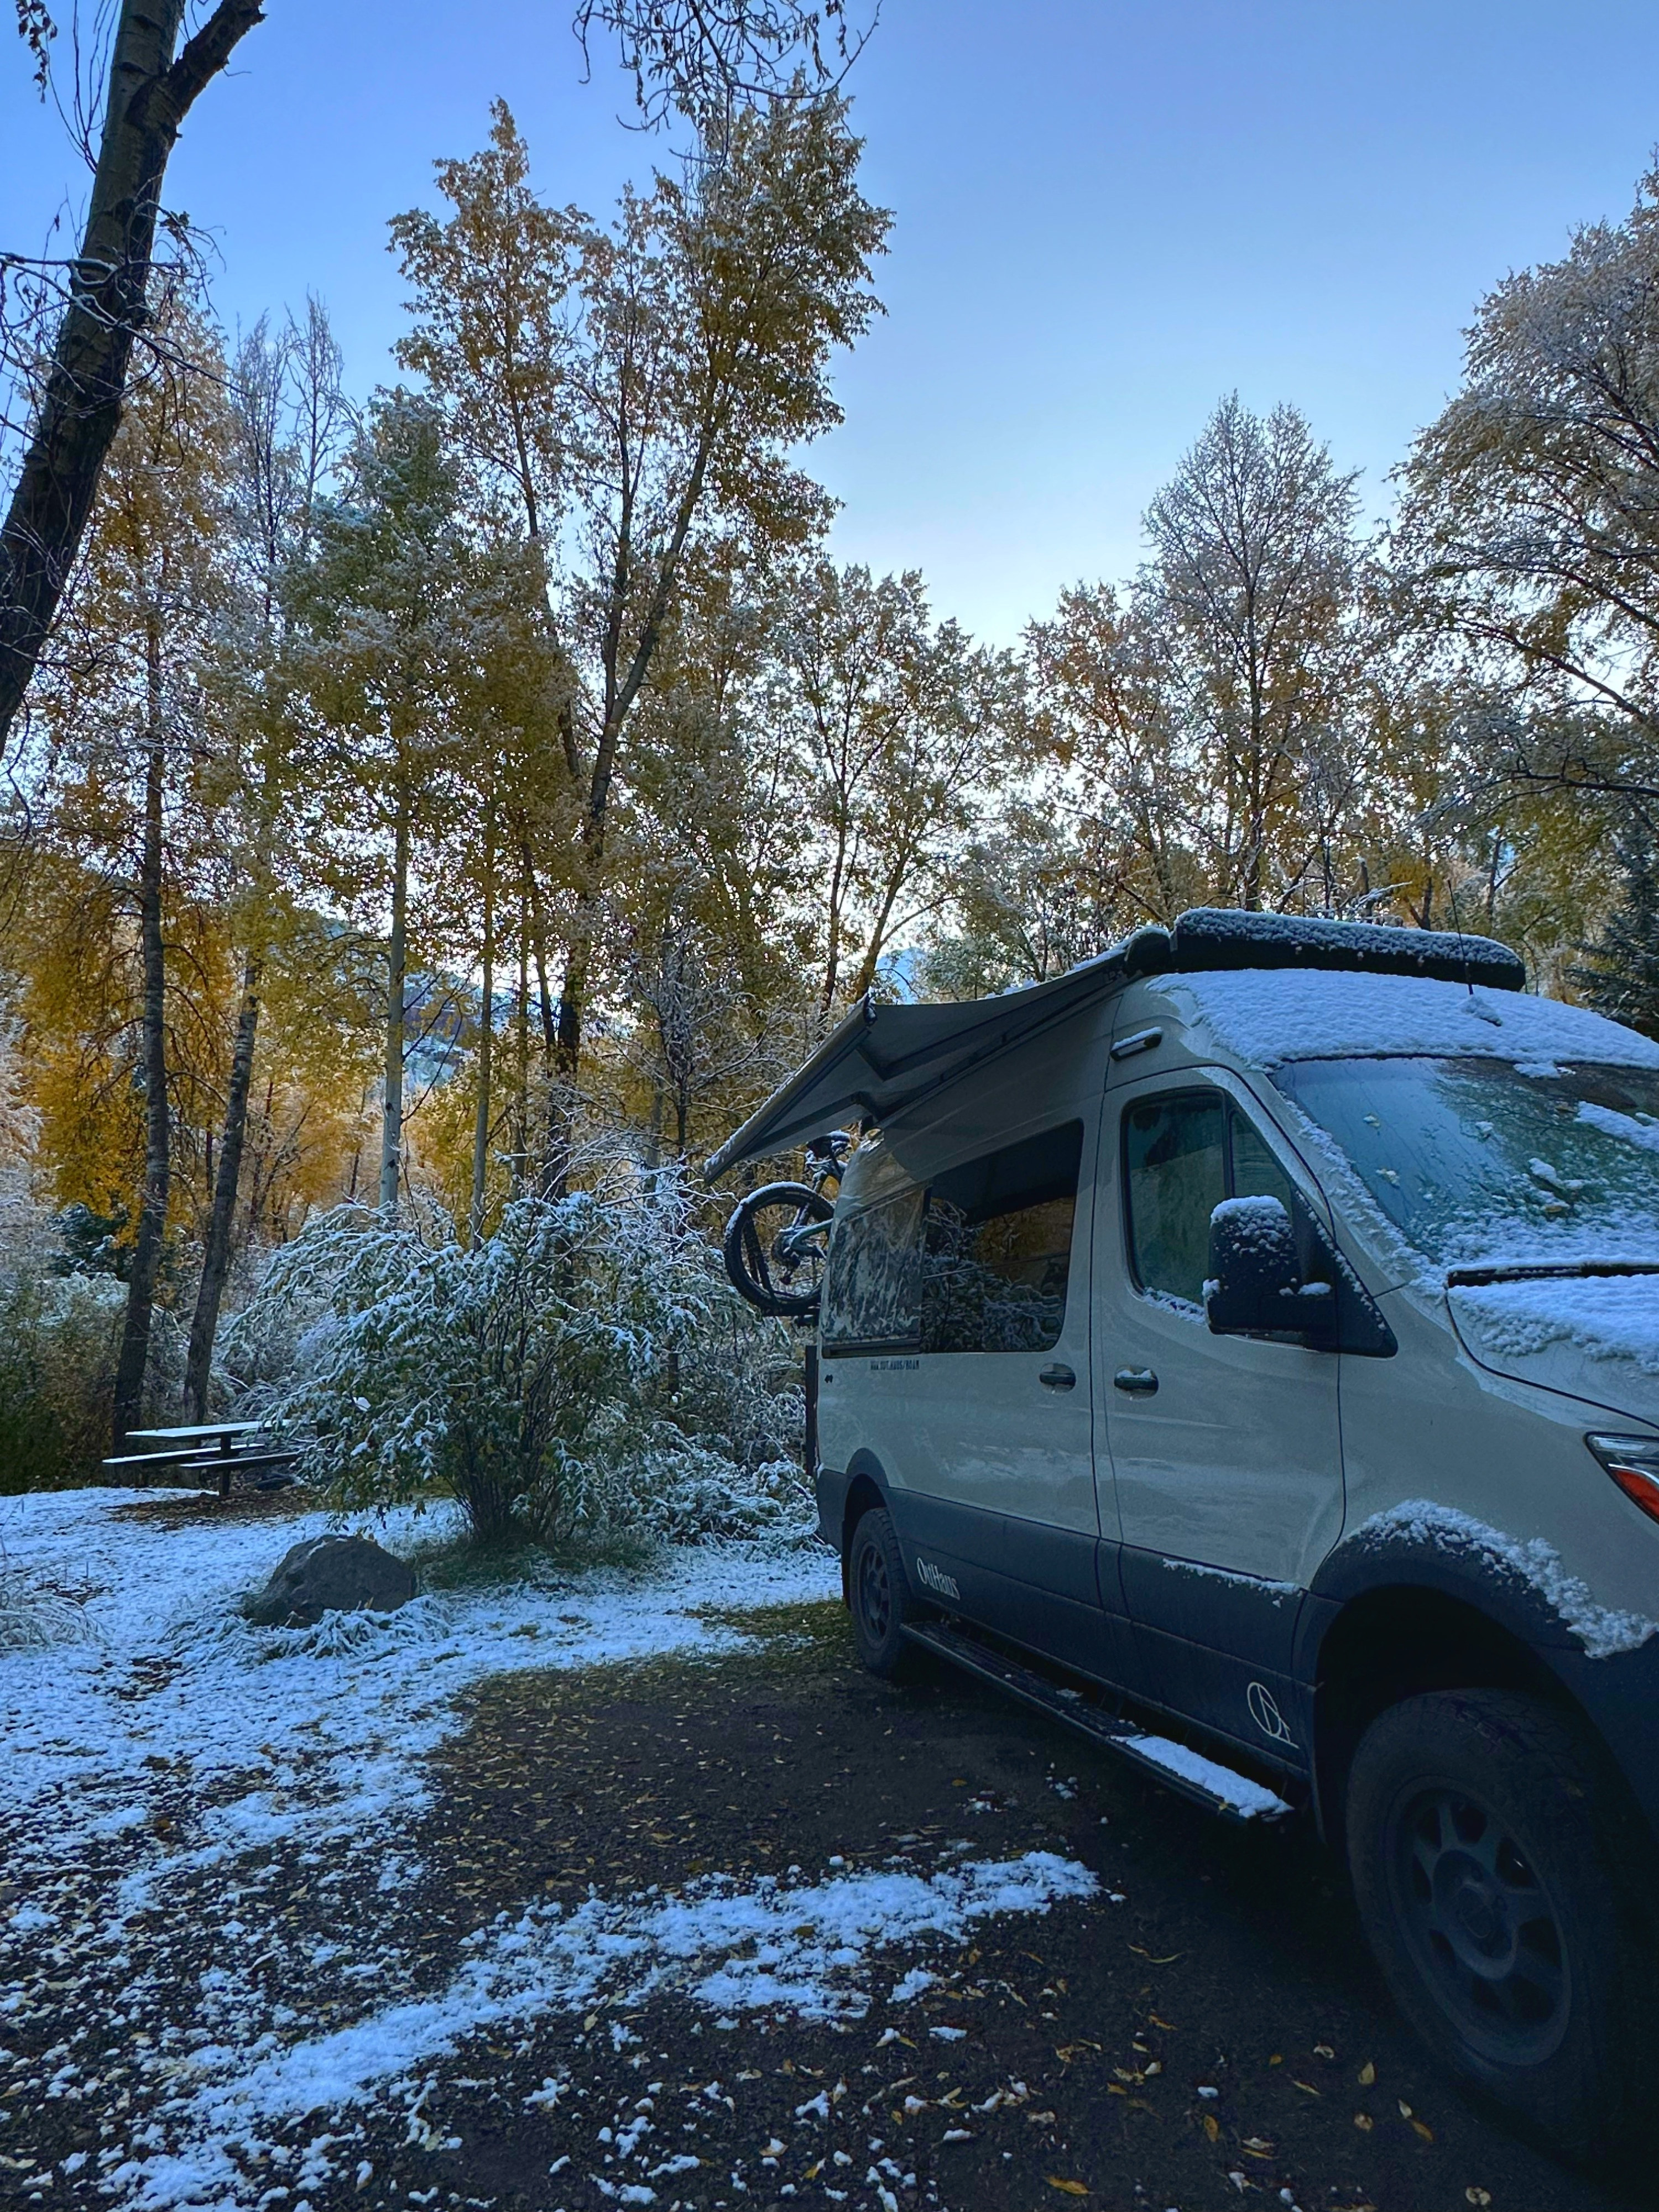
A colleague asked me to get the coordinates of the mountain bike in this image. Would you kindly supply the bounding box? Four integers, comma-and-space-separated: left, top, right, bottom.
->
722, 1130, 851, 1318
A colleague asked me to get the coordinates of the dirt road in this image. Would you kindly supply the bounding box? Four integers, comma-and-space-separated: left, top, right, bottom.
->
380, 1600, 1634, 2212
4, 1588, 1639, 2211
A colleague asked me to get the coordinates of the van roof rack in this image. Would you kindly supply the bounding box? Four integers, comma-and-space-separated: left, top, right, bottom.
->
704, 908, 1525, 1178
1168, 908, 1525, 990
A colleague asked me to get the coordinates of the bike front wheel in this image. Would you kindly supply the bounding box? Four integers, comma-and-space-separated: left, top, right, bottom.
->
722, 1182, 835, 1316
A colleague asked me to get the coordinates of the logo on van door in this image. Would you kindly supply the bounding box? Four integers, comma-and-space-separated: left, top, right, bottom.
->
916, 1557, 961, 1600
1246, 1681, 1297, 1747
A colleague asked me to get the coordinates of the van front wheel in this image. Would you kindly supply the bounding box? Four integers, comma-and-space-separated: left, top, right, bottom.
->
848, 1508, 919, 1678
1346, 1688, 1650, 2160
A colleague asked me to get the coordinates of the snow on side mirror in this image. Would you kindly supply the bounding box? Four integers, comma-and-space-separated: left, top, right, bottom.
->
1205, 1195, 1333, 1341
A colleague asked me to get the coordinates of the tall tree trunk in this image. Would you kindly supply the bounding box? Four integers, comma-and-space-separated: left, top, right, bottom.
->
182, 953, 261, 1417
469, 804, 497, 1243
512, 867, 531, 1192
112, 635, 170, 1441
0, 0, 265, 753
379, 792, 410, 1213
545, 906, 593, 1202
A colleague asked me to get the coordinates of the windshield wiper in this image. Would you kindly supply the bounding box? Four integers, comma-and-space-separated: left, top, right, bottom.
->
1446, 1260, 1659, 1287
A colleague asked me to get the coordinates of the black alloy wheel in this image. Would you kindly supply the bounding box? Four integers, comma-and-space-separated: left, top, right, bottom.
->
848, 1507, 916, 1677
1383, 1780, 1568, 2066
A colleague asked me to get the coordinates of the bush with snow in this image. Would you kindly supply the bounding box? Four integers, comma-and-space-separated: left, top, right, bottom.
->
238, 1168, 807, 1545
0, 1269, 127, 1492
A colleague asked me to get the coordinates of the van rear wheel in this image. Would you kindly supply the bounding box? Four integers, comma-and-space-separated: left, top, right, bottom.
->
848, 1508, 919, 1678
1346, 1688, 1651, 2161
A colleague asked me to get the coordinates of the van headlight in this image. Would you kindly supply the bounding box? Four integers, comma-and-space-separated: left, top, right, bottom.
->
1586, 1433, 1659, 1526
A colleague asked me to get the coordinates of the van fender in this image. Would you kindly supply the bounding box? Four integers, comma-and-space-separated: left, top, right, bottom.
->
1298, 1506, 1659, 1853
1303, 1502, 1650, 1663
815, 1452, 893, 1605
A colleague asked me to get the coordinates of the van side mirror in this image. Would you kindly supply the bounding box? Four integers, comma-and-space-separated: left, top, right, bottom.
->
1206, 1196, 1334, 1343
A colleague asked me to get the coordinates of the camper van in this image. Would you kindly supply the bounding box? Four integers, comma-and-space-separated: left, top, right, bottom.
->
711, 909, 1659, 2156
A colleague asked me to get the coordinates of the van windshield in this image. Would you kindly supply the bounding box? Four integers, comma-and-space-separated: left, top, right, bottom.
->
1271, 1056, 1659, 1270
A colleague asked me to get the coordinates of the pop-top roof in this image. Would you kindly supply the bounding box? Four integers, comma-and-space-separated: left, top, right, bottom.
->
703, 908, 1525, 1179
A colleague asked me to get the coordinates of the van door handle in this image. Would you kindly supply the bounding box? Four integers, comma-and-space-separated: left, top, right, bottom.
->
1039, 1363, 1076, 1391
1113, 1367, 1159, 1395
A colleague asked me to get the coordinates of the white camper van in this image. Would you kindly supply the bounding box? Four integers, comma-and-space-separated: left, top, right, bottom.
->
711, 909, 1659, 2157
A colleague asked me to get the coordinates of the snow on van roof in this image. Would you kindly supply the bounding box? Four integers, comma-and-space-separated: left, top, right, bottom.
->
1160, 967, 1659, 1072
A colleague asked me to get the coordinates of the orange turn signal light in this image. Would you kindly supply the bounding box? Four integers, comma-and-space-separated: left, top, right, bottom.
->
1587, 1434, 1659, 1528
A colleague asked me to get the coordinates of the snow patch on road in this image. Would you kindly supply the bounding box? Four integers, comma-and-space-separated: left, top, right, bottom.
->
97, 1855, 1096, 2208
0, 1493, 1113, 2211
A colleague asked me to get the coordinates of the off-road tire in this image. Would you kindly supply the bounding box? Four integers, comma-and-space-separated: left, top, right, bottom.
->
1346, 1687, 1652, 2161
848, 1507, 919, 1678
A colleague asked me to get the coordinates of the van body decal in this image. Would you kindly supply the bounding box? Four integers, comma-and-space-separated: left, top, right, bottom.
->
1246, 1681, 1297, 1747
916, 1556, 961, 1600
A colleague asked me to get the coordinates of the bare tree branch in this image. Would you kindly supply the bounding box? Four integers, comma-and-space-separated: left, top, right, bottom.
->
0, 0, 265, 755
573, 0, 876, 133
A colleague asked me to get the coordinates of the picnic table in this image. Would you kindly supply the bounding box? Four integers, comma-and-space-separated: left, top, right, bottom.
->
103, 1421, 302, 1500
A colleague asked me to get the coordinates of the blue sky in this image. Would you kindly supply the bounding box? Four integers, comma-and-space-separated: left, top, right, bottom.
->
6, 1, 1659, 641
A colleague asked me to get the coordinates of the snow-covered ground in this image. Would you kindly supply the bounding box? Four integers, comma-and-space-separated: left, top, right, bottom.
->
0, 1491, 1096, 2211
0, 1488, 841, 1890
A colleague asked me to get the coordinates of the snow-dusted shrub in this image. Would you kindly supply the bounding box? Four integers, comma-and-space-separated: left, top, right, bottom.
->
243, 1169, 806, 1545
0, 1271, 126, 1493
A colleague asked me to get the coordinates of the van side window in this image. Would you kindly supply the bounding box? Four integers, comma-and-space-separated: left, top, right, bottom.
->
920, 1121, 1084, 1354
820, 1184, 925, 1353
1124, 1093, 1295, 1307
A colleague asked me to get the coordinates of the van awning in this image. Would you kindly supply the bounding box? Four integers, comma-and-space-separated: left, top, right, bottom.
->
704, 927, 1170, 1180
703, 905, 1527, 1180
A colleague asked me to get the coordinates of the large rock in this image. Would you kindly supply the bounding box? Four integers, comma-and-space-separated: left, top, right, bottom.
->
246, 1535, 415, 1629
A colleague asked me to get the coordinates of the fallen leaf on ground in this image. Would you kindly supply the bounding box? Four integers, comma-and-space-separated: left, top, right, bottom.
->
1465, 2192, 1492, 2208
1358, 2060, 1376, 2086
1046, 2179, 1089, 2196
1354, 2113, 1374, 2132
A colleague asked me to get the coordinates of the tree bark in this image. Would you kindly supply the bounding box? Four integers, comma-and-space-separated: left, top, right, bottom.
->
379, 792, 410, 1212
0, 0, 265, 752
469, 803, 496, 1242
182, 953, 261, 1417
112, 628, 170, 1441
510, 862, 532, 1191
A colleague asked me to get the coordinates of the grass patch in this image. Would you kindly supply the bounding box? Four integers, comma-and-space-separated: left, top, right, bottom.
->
399, 1521, 664, 1594
0, 1560, 95, 1650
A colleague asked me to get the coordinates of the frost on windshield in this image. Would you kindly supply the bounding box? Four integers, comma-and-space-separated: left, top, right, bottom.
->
1271, 1056, 1659, 1270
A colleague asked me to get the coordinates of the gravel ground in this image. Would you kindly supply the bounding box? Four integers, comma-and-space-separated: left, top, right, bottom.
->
1, 1526, 1642, 2212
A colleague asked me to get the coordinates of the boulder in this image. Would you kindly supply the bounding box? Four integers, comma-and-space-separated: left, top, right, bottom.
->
246, 1535, 415, 1629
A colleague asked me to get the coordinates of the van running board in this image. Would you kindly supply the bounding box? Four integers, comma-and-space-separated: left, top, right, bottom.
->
901, 1620, 1295, 1825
